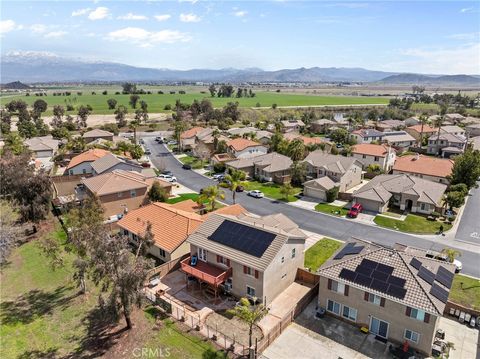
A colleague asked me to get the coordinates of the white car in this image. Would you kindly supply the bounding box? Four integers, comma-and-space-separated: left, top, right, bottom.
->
157, 174, 177, 183
104, 214, 123, 224
248, 190, 264, 198
426, 250, 463, 272
167, 140, 177, 145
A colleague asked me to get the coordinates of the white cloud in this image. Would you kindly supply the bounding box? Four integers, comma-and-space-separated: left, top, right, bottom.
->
154, 14, 171, 22
447, 32, 480, 41
179, 0, 198, 4
44, 31, 68, 38
72, 8, 91, 17
1, 20, 18, 34
460, 7, 473, 13
234, 10, 247, 17
88, 7, 110, 20
324, 3, 369, 9
117, 13, 148, 21
106, 27, 191, 46
179, 13, 201, 23
30, 24, 48, 34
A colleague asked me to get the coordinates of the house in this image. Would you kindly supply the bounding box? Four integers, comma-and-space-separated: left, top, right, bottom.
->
465, 124, 480, 137
303, 176, 338, 201
180, 127, 204, 151
376, 120, 405, 132
350, 129, 384, 144
66, 148, 110, 175
405, 125, 437, 142
284, 132, 333, 151
302, 151, 363, 195
227, 127, 273, 145
382, 131, 416, 152
352, 144, 396, 172
25, 135, 60, 158
404, 117, 420, 126
427, 133, 466, 158
226, 138, 268, 159
444, 113, 465, 124
392, 154, 454, 184
226, 152, 293, 183
255, 130, 273, 145
317, 238, 455, 355
81, 170, 172, 217
82, 129, 114, 144
440, 125, 465, 137
210, 153, 235, 166
311, 119, 336, 134
470, 136, 480, 150
227, 126, 257, 137
281, 119, 305, 133
352, 174, 447, 214
193, 128, 230, 159
182, 212, 306, 304
91, 153, 143, 175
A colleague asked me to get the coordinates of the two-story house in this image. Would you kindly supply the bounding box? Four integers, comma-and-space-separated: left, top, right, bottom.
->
24, 135, 60, 158
382, 131, 416, 152
226, 152, 293, 183
393, 154, 454, 184
317, 239, 455, 355
405, 125, 437, 143
66, 148, 110, 175
181, 212, 306, 305
350, 129, 384, 144
281, 119, 305, 133
352, 144, 396, 172
91, 153, 143, 175
427, 133, 466, 157
82, 129, 114, 144
310, 119, 336, 134
226, 138, 268, 159
180, 127, 204, 151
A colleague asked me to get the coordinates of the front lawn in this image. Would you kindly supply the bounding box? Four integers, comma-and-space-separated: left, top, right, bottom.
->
178, 154, 208, 169
243, 181, 301, 202
374, 214, 452, 234
315, 203, 349, 216
304, 238, 342, 271
449, 275, 480, 311
166, 193, 201, 204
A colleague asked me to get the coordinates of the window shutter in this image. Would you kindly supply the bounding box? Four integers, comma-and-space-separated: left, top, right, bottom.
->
255, 270, 259, 279
405, 306, 411, 317
380, 297, 385, 307
364, 292, 369, 301
327, 279, 332, 290
226, 259, 230, 267
424, 313, 430, 324
243, 265, 247, 274
344, 285, 349, 296
217, 255, 221, 263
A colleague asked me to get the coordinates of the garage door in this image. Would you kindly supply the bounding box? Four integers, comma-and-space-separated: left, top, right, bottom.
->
354, 198, 381, 213
304, 186, 326, 201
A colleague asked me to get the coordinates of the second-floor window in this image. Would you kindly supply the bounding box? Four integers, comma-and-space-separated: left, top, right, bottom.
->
366, 293, 382, 306
408, 307, 425, 321
291, 248, 296, 258
331, 280, 345, 294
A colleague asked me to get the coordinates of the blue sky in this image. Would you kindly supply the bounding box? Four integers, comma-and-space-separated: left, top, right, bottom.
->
1, 1, 479, 74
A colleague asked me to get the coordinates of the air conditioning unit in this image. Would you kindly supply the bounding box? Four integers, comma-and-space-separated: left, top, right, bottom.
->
224, 283, 232, 292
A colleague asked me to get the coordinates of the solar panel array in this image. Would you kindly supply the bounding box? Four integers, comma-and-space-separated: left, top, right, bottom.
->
435, 266, 454, 289
410, 257, 453, 303
418, 266, 435, 285
430, 283, 449, 303
334, 242, 364, 260
208, 220, 276, 258
338, 258, 407, 299
409, 257, 422, 270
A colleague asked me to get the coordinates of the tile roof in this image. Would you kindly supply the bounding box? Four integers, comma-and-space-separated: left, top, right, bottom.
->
318, 238, 455, 315
407, 124, 437, 134
352, 143, 394, 157
440, 125, 464, 134
118, 202, 204, 252
303, 151, 361, 174
382, 131, 416, 143
91, 153, 142, 174
82, 129, 114, 138
67, 149, 110, 169
303, 176, 337, 191
25, 136, 59, 152
227, 138, 262, 151
181, 127, 204, 139
227, 152, 292, 173
393, 155, 454, 178
281, 119, 305, 127
351, 129, 384, 137
428, 133, 465, 143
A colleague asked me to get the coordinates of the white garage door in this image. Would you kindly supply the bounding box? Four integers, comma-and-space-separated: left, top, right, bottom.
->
304, 186, 326, 201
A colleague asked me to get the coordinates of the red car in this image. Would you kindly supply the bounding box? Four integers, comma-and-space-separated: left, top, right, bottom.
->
347, 203, 363, 218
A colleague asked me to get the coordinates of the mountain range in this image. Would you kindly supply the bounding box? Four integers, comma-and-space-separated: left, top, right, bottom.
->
1, 52, 479, 86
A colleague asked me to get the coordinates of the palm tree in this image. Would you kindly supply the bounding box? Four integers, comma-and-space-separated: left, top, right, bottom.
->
199, 185, 225, 211
434, 115, 444, 155
287, 139, 306, 161
418, 113, 428, 147
441, 248, 461, 263
279, 182, 295, 201
227, 297, 268, 349
129, 120, 140, 145
225, 169, 246, 204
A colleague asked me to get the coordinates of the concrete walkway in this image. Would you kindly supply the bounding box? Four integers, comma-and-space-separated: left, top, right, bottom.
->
438, 317, 479, 359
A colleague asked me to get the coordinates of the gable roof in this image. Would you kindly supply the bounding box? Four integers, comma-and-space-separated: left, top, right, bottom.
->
318, 238, 455, 315
407, 124, 437, 134
181, 127, 204, 139
352, 143, 394, 158
67, 149, 110, 169
82, 129, 114, 138
118, 202, 204, 252
428, 133, 465, 143
227, 138, 263, 151
227, 152, 292, 173
440, 125, 464, 134
304, 176, 337, 191
393, 155, 454, 178
281, 119, 305, 127
25, 136, 59, 152
382, 131, 416, 143
303, 151, 361, 174
91, 153, 142, 174
351, 129, 384, 138
187, 213, 305, 271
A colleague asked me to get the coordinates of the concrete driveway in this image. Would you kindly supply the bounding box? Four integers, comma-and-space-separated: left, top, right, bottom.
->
438, 317, 479, 359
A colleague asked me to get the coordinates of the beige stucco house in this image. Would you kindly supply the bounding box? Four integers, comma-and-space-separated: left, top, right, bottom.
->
226, 152, 293, 183
352, 143, 396, 172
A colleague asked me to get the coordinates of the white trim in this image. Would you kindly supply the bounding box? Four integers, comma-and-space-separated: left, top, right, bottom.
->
369, 316, 390, 339
326, 298, 341, 315
404, 328, 420, 343
342, 305, 357, 322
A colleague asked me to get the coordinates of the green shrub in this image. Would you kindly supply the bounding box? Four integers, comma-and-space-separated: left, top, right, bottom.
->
326, 186, 340, 203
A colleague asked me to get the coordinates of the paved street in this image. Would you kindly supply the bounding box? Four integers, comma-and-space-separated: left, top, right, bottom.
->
144, 137, 480, 277
455, 184, 480, 246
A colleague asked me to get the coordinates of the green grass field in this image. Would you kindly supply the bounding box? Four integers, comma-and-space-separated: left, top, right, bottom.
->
448, 275, 480, 311
166, 193, 202, 204
304, 238, 342, 271
315, 203, 349, 216
374, 214, 452, 234
0, 91, 390, 115
244, 181, 302, 202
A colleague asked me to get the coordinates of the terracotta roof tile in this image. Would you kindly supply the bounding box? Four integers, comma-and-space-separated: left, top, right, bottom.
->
352, 143, 394, 157
67, 149, 110, 169
227, 138, 262, 151
407, 125, 437, 134
181, 127, 204, 139
393, 155, 454, 178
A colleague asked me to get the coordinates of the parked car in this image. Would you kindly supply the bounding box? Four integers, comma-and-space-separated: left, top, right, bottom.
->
426, 250, 463, 272
162, 170, 173, 176
104, 214, 123, 224
235, 185, 244, 192
347, 203, 363, 218
157, 174, 177, 183
167, 140, 177, 145
140, 162, 151, 168
182, 163, 192, 170
155, 136, 164, 142
247, 190, 264, 198
212, 173, 225, 180
139, 139, 145, 144
144, 149, 151, 155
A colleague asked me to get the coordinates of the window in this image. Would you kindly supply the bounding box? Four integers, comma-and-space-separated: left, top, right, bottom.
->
159, 248, 166, 257
291, 248, 296, 258
281, 256, 285, 264
342, 306, 357, 321
404, 329, 420, 343
245, 266, 255, 276
282, 273, 287, 279
327, 299, 341, 315
130, 190, 136, 197
367, 293, 382, 305
246, 286, 256, 297
198, 247, 207, 262
409, 308, 425, 321
217, 255, 229, 266
362, 154, 366, 159
82, 169, 87, 174
331, 280, 345, 294
374, 156, 379, 162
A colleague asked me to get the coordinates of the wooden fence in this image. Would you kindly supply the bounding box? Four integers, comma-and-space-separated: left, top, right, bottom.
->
295, 268, 320, 286
444, 300, 480, 318
145, 253, 189, 282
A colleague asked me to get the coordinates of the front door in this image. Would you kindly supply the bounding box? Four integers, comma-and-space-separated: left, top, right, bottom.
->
370, 317, 389, 338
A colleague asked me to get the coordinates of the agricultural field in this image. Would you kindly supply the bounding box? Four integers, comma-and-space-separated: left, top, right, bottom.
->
1, 89, 390, 115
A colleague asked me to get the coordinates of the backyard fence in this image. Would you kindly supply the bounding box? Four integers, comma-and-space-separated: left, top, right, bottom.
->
145, 254, 189, 283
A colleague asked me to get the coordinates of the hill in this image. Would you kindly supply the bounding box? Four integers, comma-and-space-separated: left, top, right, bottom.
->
378, 73, 480, 86
1, 81, 31, 89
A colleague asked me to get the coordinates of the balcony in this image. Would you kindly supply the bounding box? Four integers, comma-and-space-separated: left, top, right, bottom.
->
180, 256, 231, 287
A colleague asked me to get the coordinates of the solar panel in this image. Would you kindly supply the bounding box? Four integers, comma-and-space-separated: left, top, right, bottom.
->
339, 268, 357, 282
410, 257, 422, 270
371, 270, 389, 282
418, 266, 435, 285
387, 275, 406, 288
334, 243, 354, 260
209, 220, 276, 258
376, 263, 394, 275
430, 283, 449, 303
361, 259, 378, 270
356, 265, 374, 277
435, 266, 454, 289
387, 284, 407, 299
355, 273, 373, 287
371, 279, 389, 293
345, 245, 364, 255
